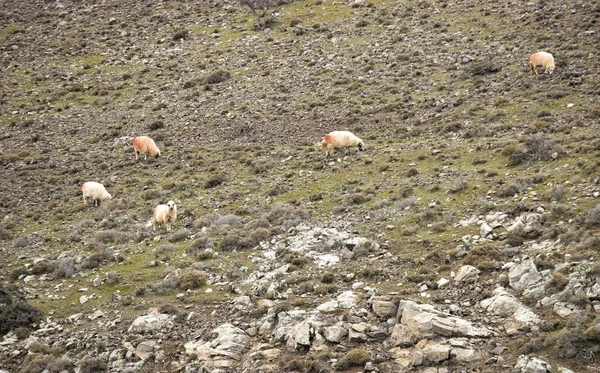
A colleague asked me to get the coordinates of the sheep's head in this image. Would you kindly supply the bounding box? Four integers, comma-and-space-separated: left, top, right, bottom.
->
167, 200, 176, 211
320, 140, 327, 149
358, 140, 365, 151
106, 193, 112, 200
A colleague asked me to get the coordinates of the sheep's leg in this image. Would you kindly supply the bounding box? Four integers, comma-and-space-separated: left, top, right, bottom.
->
94, 199, 98, 207
135, 150, 139, 160
83, 195, 87, 204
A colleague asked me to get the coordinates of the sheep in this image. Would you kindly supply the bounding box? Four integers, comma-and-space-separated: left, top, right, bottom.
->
320, 131, 364, 157
529, 52, 555, 76
133, 136, 161, 160
153, 201, 177, 231
82, 182, 112, 207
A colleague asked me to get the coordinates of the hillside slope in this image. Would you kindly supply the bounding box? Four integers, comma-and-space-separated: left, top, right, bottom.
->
1, 0, 599, 372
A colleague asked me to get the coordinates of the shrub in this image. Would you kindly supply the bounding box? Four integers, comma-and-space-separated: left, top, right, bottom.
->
106, 271, 121, 285
82, 249, 110, 269
152, 271, 179, 294
344, 193, 366, 205
204, 173, 226, 188
20, 354, 51, 373
264, 202, 310, 229
55, 257, 76, 278
10, 266, 28, 281
468, 57, 501, 76
320, 272, 335, 284
584, 204, 600, 227
238, 0, 280, 30
30, 259, 55, 275
153, 243, 175, 257
336, 349, 370, 370
79, 357, 108, 373
523, 135, 555, 161
47, 357, 73, 373
203, 70, 231, 85
0, 300, 42, 333
584, 324, 600, 342
149, 120, 164, 130
169, 228, 191, 242
449, 181, 468, 194
172, 29, 188, 41
547, 272, 569, 291
178, 269, 207, 290
220, 233, 252, 251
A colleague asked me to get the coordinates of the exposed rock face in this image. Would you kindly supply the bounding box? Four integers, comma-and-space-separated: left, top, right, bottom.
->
515, 355, 552, 372
128, 313, 174, 334
454, 265, 480, 284
480, 287, 540, 331
185, 323, 249, 360
509, 258, 542, 291
397, 300, 493, 340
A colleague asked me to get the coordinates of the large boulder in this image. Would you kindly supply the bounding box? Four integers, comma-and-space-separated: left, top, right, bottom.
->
128, 313, 174, 334
396, 300, 492, 342
480, 287, 540, 330
509, 258, 542, 291
515, 355, 551, 373
185, 323, 248, 360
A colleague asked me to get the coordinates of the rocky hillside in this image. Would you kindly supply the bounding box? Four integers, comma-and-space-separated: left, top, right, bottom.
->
1, 0, 599, 372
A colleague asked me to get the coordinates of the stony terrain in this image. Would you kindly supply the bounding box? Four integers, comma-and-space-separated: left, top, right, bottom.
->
0, 0, 599, 372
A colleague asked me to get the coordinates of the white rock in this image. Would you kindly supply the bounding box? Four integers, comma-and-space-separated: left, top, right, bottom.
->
317, 300, 339, 313
129, 313, 174, 334
509, 258, 542, 291
337, 291, 357, 309
454, 265, 480, 284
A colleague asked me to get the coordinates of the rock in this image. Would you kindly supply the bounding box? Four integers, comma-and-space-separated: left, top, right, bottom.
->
323, 325, 347, 343
135, 340, 157, 360
420, 342, 451, 365
454, 265, 480, 284
387, 323, 418, 347
553, 302, 580, 318
480, 222, 493, 238
371, 296, 398, 318
515, 355, 551, 372
480, 287, 540, 328
509, 258, 542, 291
437, 278, 450, 288
232, 295, 252, 311
317, 300, 339, 313
128, 313, 174, 334
507, 213, 544, 235
337, 291, 357, 309
272, 310, 324, 351
185, 323, 248, 360
397, 300, 492, 340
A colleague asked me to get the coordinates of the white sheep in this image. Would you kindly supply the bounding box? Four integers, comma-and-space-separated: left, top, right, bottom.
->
133, 136, 161, 160
529, 52, 555, 76
82, 181, 112, 207
153, 201, 177, 231
320, 131, 365, 157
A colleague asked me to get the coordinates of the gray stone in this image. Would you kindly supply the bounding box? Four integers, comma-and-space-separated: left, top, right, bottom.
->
337, 291, 357, 309
509, 258, 542, 291
454, 265, 480, 284
323, 325, 347, 343
128, 313, 174, 334
398, 300, 492, 339
480, 222, 493, 238
185, 323, 248, 360
371, 296, 398, 318
421, 343, 451, 365
480, 287, 540, 327
317, 300, 338, 313
515, 355, 551, 372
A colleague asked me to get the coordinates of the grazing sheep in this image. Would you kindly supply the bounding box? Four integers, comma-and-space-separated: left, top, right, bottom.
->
320, 131, 364, 157
153, 201, 177, 231
82, 182, 112, 207
529, 52, 555, 76
133, 136, 161, 160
